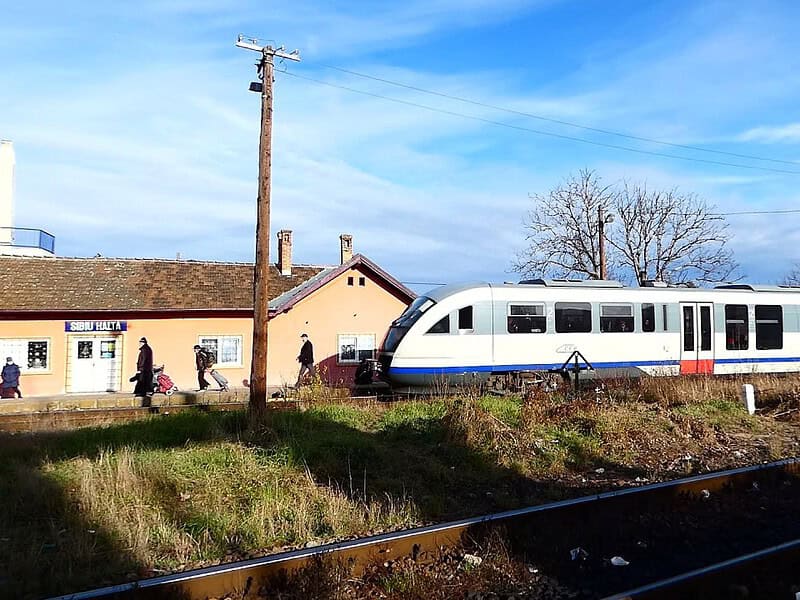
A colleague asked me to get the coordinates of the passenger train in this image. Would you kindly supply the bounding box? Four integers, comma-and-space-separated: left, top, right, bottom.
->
377, 279, 800, 391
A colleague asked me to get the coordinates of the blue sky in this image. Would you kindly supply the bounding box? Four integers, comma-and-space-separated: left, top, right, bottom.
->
2, 0, 800, 290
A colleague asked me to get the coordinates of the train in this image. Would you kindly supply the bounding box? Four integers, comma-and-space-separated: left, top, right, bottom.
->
376, 279, 800, 392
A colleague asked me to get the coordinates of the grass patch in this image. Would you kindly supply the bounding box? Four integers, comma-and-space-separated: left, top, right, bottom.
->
3, 374, 800, 598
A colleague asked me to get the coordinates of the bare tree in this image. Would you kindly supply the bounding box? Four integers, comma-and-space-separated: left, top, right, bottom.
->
783, 263, 800, 285
608, 183, 739, 285
514, 170, 616, 279
514, 171, 739, 285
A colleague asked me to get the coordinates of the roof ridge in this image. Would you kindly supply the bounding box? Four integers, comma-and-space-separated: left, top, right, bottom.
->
0, 256, 338, 268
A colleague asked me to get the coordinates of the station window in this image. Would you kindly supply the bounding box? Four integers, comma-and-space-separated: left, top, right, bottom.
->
507, 303, 546, 333
555, 302, 592, 333
358, 277, 366, 287
347, 276, 354, 286
725, 304, 748, 350
755, 305, 783, 350
198, 335, 243, 367
458, 306, 474, 331
337, 334, 375, 363
600, 304, 634, 333
642, 303, 655, 332
0, 338, 49, 372
426, 315, 450, 334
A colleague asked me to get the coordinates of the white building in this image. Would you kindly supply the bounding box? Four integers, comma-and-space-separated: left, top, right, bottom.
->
0, 140, 54, 257
0, 140, 13, 245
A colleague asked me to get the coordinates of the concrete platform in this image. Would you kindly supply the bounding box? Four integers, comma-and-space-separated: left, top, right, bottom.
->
0, 388, 256, 414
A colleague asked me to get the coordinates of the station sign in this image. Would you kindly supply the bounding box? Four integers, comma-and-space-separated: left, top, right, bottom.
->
64, 320, 128, 333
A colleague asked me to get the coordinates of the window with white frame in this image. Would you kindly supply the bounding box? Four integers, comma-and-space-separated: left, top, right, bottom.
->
338, 334, 375, 364
198, 335, 243, 367
0, 338, 50, 372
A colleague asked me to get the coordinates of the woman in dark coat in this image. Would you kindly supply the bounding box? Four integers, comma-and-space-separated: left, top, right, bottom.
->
133, 337, 154, 397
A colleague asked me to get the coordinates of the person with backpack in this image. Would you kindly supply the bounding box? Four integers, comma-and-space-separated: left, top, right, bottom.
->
193, 345, 212, 391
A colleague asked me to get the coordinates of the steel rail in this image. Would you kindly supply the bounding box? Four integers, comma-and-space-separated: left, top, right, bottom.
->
607, 538, 800, 599
49, 458, 800, 600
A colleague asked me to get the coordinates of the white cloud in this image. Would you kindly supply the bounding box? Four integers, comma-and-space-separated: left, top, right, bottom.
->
738, 123, 800, 144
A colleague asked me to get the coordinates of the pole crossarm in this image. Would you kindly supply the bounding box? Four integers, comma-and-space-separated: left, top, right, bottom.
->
236, 35, 301, 62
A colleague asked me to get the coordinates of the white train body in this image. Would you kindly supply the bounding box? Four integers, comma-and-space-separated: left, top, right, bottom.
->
378, 280, 800, 390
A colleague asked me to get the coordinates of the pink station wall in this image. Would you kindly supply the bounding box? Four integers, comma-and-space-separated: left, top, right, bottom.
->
0, 265, 410, 397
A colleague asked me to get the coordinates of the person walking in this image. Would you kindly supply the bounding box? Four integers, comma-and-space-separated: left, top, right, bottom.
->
134, 337, 154, 398
295, 333, 315, 386
193, 345, 211, 391
1, 357, 22, 399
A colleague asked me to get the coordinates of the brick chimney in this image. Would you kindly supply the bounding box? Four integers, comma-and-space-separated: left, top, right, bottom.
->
340, 234, 353, 264
277, 230, 292, 276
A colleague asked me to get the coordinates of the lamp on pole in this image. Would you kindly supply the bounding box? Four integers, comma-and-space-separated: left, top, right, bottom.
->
236, 35, 300, 415
598, 207, 614, 280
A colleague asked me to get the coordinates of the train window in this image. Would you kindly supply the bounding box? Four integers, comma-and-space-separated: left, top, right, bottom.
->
725, 305, 748, 350
426, 315, 450, 334
507, 303, 546, 333
682, 306, 694, 351
755, 305, 783, 350
662, 304, 669, 331
458, 306, 474, 330
642, 304, 655, 332
700, 306, 712, 351
394, 297, 434, 328
600, 304, 633, 333
555, 302, 592, 333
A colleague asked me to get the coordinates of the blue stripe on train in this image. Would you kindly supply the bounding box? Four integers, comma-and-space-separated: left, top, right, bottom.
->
715, 356, 800, 364
389, 359, 678, 375
389, 356, 800, 376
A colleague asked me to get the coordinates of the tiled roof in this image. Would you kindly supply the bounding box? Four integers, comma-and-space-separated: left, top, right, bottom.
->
0, 256, 325, 312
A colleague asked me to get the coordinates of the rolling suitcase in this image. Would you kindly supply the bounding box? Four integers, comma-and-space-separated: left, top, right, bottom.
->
209, 369, 229, 391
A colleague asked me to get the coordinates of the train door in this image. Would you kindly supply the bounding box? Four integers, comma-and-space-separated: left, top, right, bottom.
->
679, 303, 714, 374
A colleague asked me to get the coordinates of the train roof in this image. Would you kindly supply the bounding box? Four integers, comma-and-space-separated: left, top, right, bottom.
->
420, 279, 800, 300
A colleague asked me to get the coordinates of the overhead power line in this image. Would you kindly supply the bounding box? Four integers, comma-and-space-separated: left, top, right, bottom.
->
313, 63, 800, 168
278, 71, 800, 176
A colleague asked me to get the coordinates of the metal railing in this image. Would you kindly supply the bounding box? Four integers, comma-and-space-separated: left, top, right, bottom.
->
0, 227, 55, 254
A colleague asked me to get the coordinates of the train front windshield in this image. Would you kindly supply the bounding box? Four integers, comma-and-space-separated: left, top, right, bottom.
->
380, 296, 435, 353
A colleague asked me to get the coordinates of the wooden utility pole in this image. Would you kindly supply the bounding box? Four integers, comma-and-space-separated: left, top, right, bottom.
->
598, 206, 607, 280
236, 36, 300, 414
597, 206, 613, 280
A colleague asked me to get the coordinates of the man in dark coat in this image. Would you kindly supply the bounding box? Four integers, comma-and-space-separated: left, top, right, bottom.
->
193, 345, 211, 391
1, 357, 22, 398
134, 337, 154, 398
295, 333, 315, 386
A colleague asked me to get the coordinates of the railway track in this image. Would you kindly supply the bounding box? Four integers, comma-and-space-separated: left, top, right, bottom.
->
51, 459, 800, 600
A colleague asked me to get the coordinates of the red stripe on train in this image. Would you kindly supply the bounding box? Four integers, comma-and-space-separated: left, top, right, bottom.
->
680, 359, 714, 375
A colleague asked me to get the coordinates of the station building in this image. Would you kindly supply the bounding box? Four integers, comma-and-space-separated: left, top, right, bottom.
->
0, 232, 415, 397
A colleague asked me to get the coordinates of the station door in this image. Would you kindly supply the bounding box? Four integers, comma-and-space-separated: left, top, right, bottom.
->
66, 335, 123, 393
